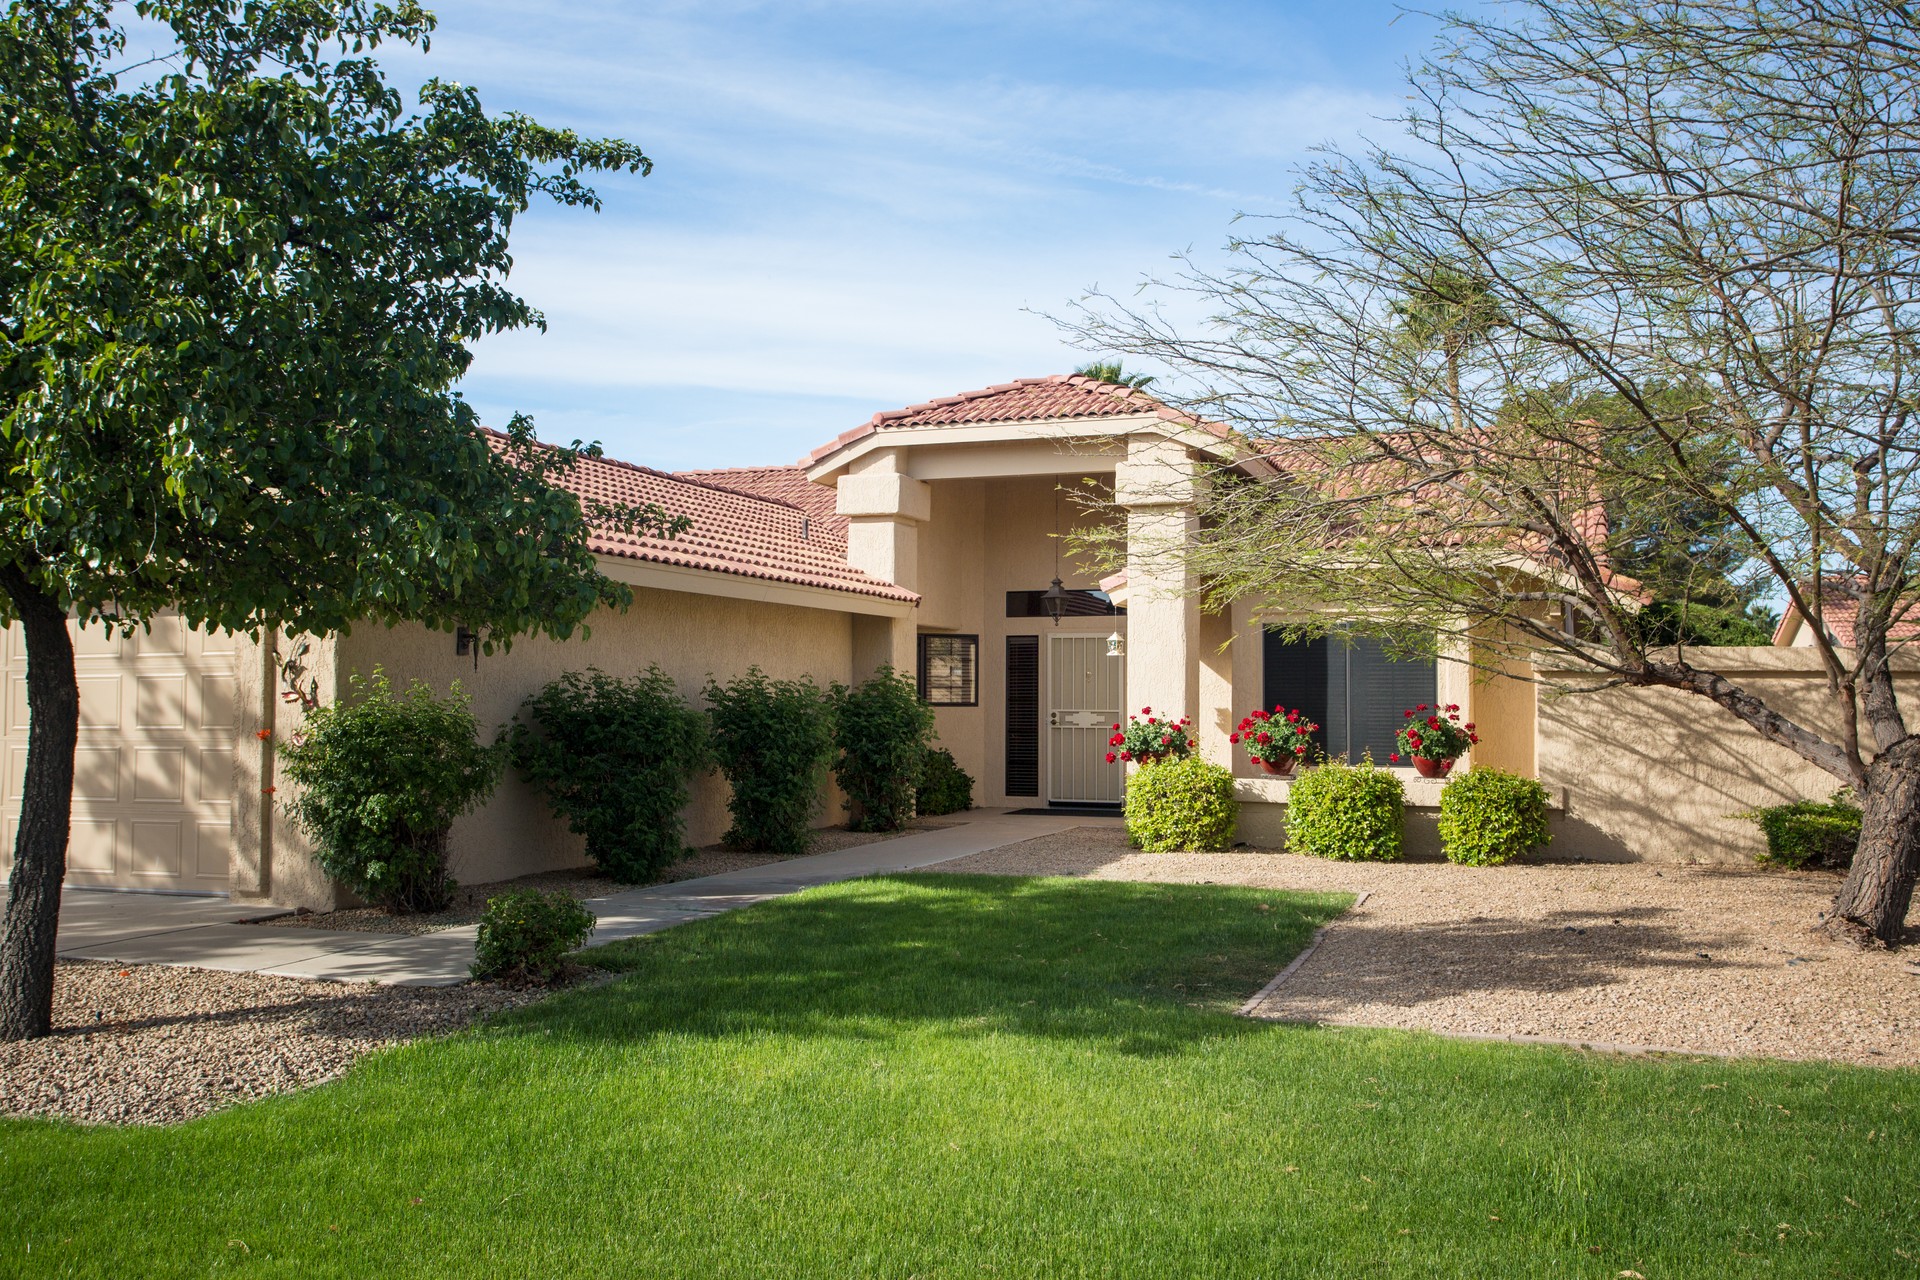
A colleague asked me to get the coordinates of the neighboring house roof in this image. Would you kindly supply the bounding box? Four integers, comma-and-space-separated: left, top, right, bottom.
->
1253, 431, 1642, 597
1773, 577, 1920, 647
800, 374, 1233, 469
531, 444, 915, 605
676, 465, 848, 544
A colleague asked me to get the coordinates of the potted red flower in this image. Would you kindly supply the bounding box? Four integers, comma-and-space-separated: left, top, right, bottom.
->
1106, 706, 1195, 766
1390, 703, 1477, 777
1231, 706, 1317, 777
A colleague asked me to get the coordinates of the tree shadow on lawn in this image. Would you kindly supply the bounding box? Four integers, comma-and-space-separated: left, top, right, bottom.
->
519, 873, 1354, 1060
1261, 904, 1765, 1022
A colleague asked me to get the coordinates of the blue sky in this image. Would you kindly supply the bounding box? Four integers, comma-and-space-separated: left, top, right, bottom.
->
377, 2, 1453, 470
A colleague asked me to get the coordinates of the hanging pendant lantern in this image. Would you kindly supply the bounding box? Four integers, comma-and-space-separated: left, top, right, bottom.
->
1041, 577, 1069, 626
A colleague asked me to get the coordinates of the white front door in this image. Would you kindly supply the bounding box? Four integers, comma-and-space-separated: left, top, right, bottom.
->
1046, 634, 1125, 804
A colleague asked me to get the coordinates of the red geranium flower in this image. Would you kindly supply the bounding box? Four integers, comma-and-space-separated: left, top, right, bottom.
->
1119, 750, 1132, 761
1256, 731, 1272, 744
1389, 753, 1401, 763
1105, 752, 1117, 763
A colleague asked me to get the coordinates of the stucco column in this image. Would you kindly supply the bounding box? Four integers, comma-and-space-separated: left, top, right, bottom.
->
1117, 436, 1202, 726
838, 448, 927, 680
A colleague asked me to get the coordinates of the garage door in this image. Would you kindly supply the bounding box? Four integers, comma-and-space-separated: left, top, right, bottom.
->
2, 614, 238, 893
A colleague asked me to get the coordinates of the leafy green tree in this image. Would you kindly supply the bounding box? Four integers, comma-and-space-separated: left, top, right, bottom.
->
1074, 361, 1155, 389
1508, 382, 1779, 646
0, 1, 675, 1039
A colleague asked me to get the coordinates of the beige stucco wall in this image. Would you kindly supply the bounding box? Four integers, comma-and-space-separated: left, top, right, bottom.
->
243, 583, 858, 907
232, 629, 346, 909
1538, 647, 1911, 863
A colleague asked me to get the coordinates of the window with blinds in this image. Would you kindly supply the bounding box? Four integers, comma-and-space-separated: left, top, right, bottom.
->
918, 633, 979, 706
1262, 631, 1437, 764
1005, 635, 1040, 796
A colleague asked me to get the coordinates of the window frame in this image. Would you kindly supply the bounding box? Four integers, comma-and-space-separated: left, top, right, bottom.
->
918, 632, 981, 707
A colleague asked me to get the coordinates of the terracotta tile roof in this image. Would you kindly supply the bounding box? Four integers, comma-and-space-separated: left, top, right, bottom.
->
1775, 577, 1920, 647
676, 465, 848, 545
802, 374, 1230, 468
499, 437, 915, 605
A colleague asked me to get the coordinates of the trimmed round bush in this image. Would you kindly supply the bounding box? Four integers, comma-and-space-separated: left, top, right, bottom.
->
281, 670, 503, 913
1742, 792, 1861, 869
830, 666, 936, 832
1285, 761, 1403, 861
705, 668, 836, 855
1437, 767, 1552, 865
507, 667, 710, 881
916, 747, 975, 816
1124, 754, 1238, 852
471, 888, 595, 984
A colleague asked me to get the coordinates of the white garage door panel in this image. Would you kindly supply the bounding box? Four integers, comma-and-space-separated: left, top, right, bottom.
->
0, 614, 236, 892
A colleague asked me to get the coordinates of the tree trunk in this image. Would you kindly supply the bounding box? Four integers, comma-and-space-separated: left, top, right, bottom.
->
1827, 735, 1920, 947
0, 568, 77, 1041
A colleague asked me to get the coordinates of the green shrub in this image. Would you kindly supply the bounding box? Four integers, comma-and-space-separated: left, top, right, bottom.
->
916, 747, 975, 816
1438, 768, 1552, 866
1741, 792, 1862, 869
1124, 754, 1238, 852
1285, 760, 1404, 861
829, 666, 936, 832
281, 671, 502, 913
507, 667, 710, 881
704, 668, 836, 854
471, 888, 595, 983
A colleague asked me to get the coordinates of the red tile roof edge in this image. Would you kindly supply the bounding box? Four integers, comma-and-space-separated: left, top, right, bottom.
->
799, 374, 1232, 468
482, 430, 917, 606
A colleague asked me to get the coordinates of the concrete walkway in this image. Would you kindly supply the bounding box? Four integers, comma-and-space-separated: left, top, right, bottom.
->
55, 809, 1109, 987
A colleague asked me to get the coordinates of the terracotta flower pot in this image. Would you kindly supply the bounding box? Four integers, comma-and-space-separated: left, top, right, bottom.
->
1411, 755, 1457, 778
1253, 755, 1298, 777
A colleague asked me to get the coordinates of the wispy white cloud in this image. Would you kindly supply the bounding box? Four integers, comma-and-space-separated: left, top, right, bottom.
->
384, 0, 1428, 465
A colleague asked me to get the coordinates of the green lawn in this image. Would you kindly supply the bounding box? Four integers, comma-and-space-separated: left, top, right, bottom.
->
3, 874, 1916, 1278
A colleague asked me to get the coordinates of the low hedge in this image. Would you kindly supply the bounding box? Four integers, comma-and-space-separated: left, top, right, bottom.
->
471, 888, 595, 984
916, 747, 975, 816
281, 671, 503, 913
830, 667, 936, 832
1437, 768, 1552, 866
705, 668, 836, 855
508, 667, 710, 881
1285, 761, 1403, 861
1125, 754, 1237, 852
1742, 792, 1861, 869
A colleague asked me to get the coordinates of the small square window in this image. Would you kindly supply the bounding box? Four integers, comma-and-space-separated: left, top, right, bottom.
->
918, 633, 979, 706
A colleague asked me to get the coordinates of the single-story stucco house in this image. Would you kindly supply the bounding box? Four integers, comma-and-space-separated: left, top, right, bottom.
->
1, 375, 1894, 907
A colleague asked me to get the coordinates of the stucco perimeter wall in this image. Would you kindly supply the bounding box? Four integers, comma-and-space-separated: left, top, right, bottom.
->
1537, 647, 1920, 863
286, 586, 857, 902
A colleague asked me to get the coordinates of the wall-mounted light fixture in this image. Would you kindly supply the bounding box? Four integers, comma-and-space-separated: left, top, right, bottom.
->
1106, 630, 1125, 658
455, 624, 482, 670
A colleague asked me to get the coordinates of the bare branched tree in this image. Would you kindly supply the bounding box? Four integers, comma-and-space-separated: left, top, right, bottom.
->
1060, 0, 1920, 944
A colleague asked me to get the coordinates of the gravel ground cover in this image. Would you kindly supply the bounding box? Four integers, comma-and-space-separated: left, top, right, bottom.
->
253, 819, 964, 935
0, 961, 559, 1126
939, 826, 1920, 1067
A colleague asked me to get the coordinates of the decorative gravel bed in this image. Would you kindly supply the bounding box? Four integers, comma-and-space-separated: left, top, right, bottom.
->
254, 820, 966, 936
0, 960, 560, 1126
939, 826, 1920, 1067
